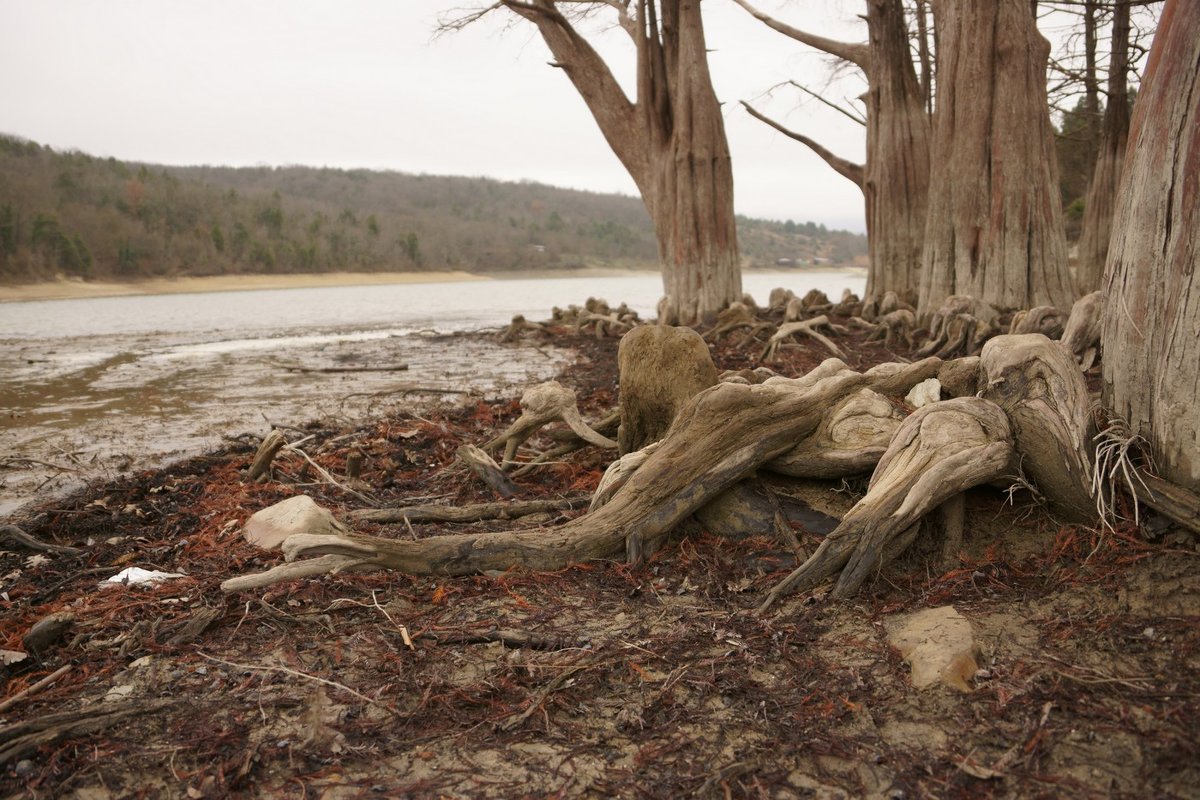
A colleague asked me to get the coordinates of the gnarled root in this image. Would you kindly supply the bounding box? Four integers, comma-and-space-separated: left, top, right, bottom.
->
498, 314, 547, 343
225, 358, 942, 592
1060, 291, 1104, 369
766, 389, 905, 478
1009, 306, 1065, 339
483, 381, 617, 467
759, 397, 1016, 610
980, 334, 1096, 523
865, 309, 916, 349
760, 316, 847, 362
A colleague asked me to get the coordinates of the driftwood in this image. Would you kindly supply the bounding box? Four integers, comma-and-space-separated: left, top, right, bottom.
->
457, 445, 518, 499
280, 363, 409, 374
349, 495, 591, 524
0, 524, 82, 555
246, 430, 287, 482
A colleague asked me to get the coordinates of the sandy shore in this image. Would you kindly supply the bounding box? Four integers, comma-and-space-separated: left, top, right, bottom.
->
0, 270, 490, 303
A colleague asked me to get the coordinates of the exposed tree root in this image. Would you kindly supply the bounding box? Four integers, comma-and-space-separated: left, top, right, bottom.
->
224, 358, 941, 592
760, 315, 847, 361
758, 397, 1016, 610
483, 381, 617, 467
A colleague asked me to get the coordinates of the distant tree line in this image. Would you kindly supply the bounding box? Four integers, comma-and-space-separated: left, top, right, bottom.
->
0, 134, 866, 283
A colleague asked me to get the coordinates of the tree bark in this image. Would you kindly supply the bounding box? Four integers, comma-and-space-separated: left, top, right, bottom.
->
918, 0, 1075, 316
1075, 0, 1132, 293
862, 0, 931, 304
1102, 0, 1200, 490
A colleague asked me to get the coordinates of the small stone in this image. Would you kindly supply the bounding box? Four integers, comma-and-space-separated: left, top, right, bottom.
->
242, 495, 349, 551
905, 378, 942, 408
14, 759, 34, 777
1143, 627, 1156, 639
22, 612, 75, 655
886, 605, 979, 692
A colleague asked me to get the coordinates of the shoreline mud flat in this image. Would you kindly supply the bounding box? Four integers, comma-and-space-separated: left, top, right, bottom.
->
0, 331, 569, 516
1, 323, 1197, 798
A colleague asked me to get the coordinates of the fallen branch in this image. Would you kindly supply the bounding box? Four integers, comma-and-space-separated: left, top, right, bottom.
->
0, 524, 82, 555
0, 699, 174, 764
348, 495, 590, 524
279, 363, 409, 373
0, 665, 72, 715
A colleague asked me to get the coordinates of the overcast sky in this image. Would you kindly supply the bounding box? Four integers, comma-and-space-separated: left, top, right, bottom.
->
1, 2, 878, 231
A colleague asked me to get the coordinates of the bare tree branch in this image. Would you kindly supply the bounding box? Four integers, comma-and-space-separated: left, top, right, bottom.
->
787, 80, 867, 126
741, 101, 864, 188
729, 0, 871, 69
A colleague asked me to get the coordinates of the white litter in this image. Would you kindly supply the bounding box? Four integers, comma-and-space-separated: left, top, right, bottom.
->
100, 567, 186, 587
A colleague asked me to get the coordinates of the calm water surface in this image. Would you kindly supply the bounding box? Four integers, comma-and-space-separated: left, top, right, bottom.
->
0, 271, 864, 515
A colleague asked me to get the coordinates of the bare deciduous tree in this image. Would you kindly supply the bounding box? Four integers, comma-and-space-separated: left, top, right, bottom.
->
443, 0, 741, 324
734, 0, 930, 306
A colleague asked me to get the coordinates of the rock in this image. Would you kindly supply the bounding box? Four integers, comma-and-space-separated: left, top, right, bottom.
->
616, 325, 718, 455
242, 495, 349, 551
905, 378, 942, 408
886, 605, 979, 692
23, 611, 75, 655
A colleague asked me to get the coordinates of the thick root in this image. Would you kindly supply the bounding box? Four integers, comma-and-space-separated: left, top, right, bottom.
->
759, 397, 1016, 609
226, 359, 943, 592
483, 381, 616, 467
979, 333, 1096, 523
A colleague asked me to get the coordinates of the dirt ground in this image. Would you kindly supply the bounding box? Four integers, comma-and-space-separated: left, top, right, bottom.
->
2, 320, 1198, 799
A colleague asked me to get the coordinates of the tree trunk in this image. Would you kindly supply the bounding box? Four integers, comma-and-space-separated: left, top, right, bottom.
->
918, 0, 1075, 316
1102, 0, 1200, 490
502, 0, 741, 325
862, 0, 931, 305
733, 0, 928, 307
1075, 0, 1132, 293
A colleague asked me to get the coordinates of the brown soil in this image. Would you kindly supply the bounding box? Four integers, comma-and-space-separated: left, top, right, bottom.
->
2, 321, 1198, 799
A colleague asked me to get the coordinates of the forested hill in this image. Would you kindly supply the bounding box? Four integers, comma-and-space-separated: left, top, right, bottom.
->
0, 134, 866, 282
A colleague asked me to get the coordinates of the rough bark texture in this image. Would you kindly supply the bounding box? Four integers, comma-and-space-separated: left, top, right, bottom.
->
980, 334, 1095, 522
617, 325, 717, 454
1102, 0, 1200, 490
862, 0, 931, 304
919, 0, 1075, 315
1076, 0, 1132, 294
503, 0, 741, 324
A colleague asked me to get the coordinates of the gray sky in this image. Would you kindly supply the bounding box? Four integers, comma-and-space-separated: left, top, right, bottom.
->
1, 1, 871, 230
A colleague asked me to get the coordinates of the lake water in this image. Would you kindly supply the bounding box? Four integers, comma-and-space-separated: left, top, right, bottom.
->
0, 270, 864, 515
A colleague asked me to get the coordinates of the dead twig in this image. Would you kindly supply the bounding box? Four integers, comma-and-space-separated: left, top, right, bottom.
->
198, 652, 399, 717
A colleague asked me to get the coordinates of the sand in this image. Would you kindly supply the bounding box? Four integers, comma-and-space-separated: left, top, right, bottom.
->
0, 270, 489, 303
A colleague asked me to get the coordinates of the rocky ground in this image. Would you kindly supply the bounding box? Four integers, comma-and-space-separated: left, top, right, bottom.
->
1, 322, 1198, 799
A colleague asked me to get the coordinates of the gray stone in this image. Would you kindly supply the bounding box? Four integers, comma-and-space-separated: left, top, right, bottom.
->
242, 495, 349, 551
